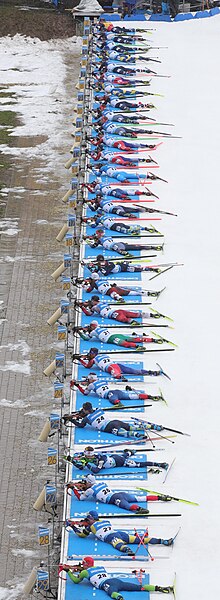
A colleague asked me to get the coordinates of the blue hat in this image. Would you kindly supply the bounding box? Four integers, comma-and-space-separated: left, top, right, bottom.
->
87, 510, 99, 520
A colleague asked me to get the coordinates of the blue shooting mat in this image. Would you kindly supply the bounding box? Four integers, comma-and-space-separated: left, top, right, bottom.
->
65, 572, 150, 600
67, 528, 151, 558
76, 353, 145, 380
84, 224, 145, 238
81, 287, 146, 303
70, 453, 148, 481
84, 245, 144, 260
74, 426, 145, 446
92, 101, 147, 112
75, 387, 145, 413
76, 326, 144, 414
74, 356, 146, 444
81, 263, 146, 282
84, 203, 143, 220
69, 490, 147, 517
75, 335, 146, 355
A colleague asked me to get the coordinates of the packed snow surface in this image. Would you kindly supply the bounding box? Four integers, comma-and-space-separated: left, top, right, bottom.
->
60, 16, 220, 600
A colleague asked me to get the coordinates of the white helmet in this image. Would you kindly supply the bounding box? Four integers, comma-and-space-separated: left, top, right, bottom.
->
91, 272, 99, 281
90, 320, 98, 328
87, 373, 98, 382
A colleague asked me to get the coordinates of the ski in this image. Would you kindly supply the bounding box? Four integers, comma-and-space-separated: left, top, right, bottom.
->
162, 457, 176, 483
134, 204, 177, 217
155, 286, 166, 299
150, 331, 177, 348
149, 265, 174, 281
156, 363, 171, 381
172, 572, 177, 599
150, 307, 173, 321
159, 388, 168, 407
136, 487, 199, 506
172, 528, 181, 545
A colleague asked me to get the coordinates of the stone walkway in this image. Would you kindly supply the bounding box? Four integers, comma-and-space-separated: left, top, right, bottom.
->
0, 47, 80, 594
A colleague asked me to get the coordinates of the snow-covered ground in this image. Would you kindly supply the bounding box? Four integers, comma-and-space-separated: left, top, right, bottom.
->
60, 16, 220, 600
0, 34, 81, 166
147, 17, 220, 599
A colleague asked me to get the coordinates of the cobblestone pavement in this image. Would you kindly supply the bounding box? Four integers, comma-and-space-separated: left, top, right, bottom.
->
0, 46, 80, 594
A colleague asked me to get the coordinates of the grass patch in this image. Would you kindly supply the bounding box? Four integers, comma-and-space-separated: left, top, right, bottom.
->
0, 110, 18, 128
0, 90, 16, 99
0, 109, 20, 145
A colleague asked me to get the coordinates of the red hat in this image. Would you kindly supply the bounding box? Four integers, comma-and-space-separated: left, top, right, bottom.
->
82, 556, 94, 568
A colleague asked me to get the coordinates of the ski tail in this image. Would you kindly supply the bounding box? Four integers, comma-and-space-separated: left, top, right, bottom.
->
162, 457, 176, 483
172, 572, 177, 598
156, 362, 171, 381
151, 330, 178, 348
159, 387, 168, 406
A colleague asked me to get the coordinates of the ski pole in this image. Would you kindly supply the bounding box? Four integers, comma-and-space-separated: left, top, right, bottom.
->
143, 427, 175, 445
132, 418, 190, 437
143, 428, 156, 449
134, 528, 154, 561
92, 437, 177, 451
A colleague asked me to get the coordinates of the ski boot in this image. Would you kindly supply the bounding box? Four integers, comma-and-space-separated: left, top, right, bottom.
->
111, 594, 124, 600
161, 538, 174, 546
130, 320, 139, 326
64, 455, 72, 463
135, 507, 150, 515
123, 448, 136, 456
151, 395, 163, 402
155, 586, 174, 594
150, 311, 162, 318
158, 494, 172, 502
132, 431, 146, 439
145, 226, 157, 234
148, 467, 161, 474
134, 345, 144, 352
131, 227, 141, 236
125, 385, 133, 391
159, 462, 169, 470
147, 291, 160, 298
123, 547, 135, 556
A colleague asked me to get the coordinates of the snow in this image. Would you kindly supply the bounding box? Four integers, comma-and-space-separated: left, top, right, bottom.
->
144, 17, 220, 599
60, 15, 220, 600
0, 398, 31, 408
0, 584, 26, 600
0, 340, 31, 374
0, 218, 20, 236
0, 34, 82, 167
